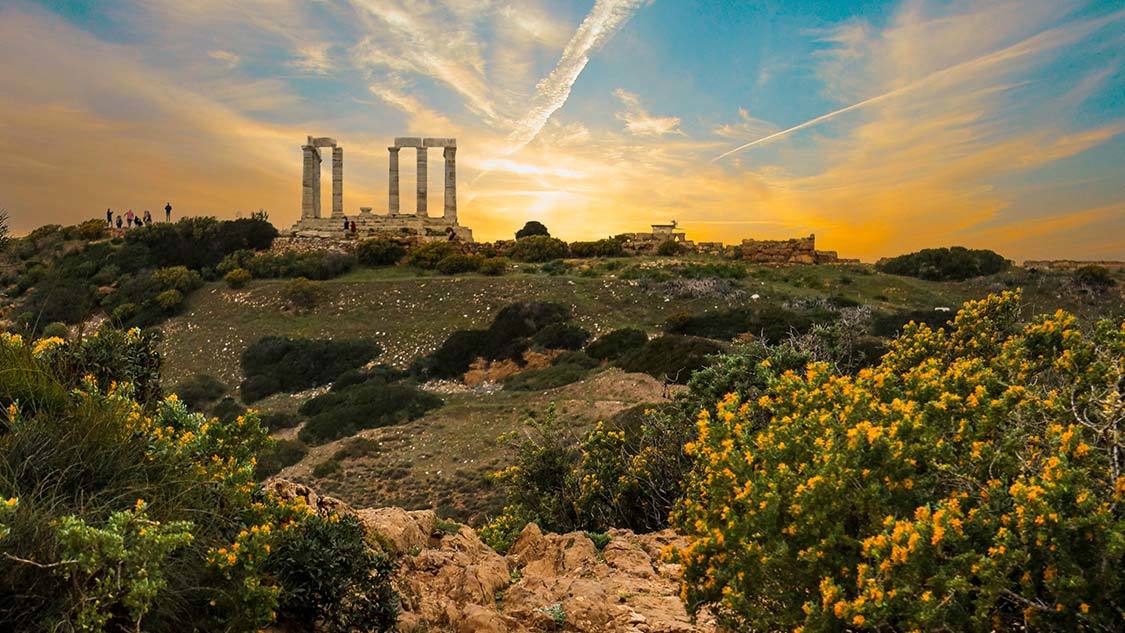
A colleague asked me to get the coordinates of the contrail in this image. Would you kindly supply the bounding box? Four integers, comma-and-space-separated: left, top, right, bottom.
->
506, 0, 648, 153
712, 7, 1125, 163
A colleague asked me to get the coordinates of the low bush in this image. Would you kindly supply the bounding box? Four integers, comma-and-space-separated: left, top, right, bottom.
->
538, 259, 571, 276
410, 242, 458, 269
502, 352, 598, 392
507, 236, 569, 262
656, 239, 682, 256
41, 322, 69, 339
569, 239, 626, 258
875, 246, 1009, 280
665, 304, 835, 343
672, 291, 1124, 632
260, 410, 301, 432
585, 329, 646, 362
356, 238, 406, 267
254, 439, 309, 480
282, 277, 321, 312
870, 308, 955, 338
531, 323, 590, 350
218, 249, 354, 281
675, 262, 747, 279
1072, 265, 1115, 292
211, 396, 246, 423
173, 374, 229, 411
240, 336, 382, 402
616, 335, 724, 383
478, 256, 509, 276
224, 268, 252, 288
436, 254, 483, 275
297, 382, 442, 445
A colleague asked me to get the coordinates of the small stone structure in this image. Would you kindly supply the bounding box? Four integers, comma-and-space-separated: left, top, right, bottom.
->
620, 220, 694, 254
289, 135, 472, 242
737, 234, 853, 264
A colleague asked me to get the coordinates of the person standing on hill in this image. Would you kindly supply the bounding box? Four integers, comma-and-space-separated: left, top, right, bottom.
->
164, 202, 172, 222
125, 209, 135, 228
115, 214, 123, 230
143, 210, 152, 225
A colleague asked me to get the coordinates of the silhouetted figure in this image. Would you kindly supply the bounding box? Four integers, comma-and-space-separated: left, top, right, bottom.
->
143, 210, 152, 225
164, 203, 172, 222
125, 209, 135, 228
349, 220, 356, 233
106, 208, 112, 225
115, 215, 123, 229
343, 217, 349, 231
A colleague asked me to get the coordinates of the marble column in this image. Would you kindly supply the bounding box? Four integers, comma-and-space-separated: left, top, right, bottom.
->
443, 146, 457, 223
388, 147, 400, 214
311, 148, 322, 218
331, 147, 343, 217
301, 145, 318, 219
416, 147, 428, 216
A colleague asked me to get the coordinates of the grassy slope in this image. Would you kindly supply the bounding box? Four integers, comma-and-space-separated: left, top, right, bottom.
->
157, 259, 1124, 522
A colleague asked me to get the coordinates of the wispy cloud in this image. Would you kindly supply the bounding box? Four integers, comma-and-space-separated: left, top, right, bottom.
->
289, 43, 334, 75
506, 0, 649, 151
613, 89, 684, 137
207, 49, 240, 69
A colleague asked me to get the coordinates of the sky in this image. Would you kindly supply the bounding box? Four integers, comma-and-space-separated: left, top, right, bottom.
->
0, 0, 1122, 261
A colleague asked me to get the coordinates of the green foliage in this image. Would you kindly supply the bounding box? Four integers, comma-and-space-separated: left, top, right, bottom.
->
211, 396, 246, 423
173, 374, 229, 412
37, 326, 164, 404
239, 336, 382, 402
224, 268, 252, 288
312, 458, 343, 479
656, 239, 683, 256
672, 291, 1125, 632
219, 250, 355, 280
531, 322, 591, 350
870, 308, 954, 338
876, 246, 1009, 281
1071, 265, 1115, 292
260, 411, 301, 432
616, 335, 725, 383
355, 238, 406, 267
266, 513, 398, 632
282, 277, 321, 312
436, 253, 483, 275
414, 301, 572, 379
665, 304, 837, 343
479, 256, 509, 276
409, 241, 459, 269
507, 236, 570, 262
502, 352, 598, 392
297, 382, 442, 445
255, 439, 309, 480
515, 220, 550, 239
675, 262, 748, 279
586, 328, 648, 361
538, 259, 571, 276
569, 238, 626, 258
41, 321, 69, 339
154, 289, 184, 310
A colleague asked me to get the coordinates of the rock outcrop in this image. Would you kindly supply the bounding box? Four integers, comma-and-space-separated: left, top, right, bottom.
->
266, 480, 715, 633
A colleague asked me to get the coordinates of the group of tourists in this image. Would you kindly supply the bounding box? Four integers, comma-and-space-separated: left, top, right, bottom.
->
342, 217, 357, 234
106, 203, 173, 233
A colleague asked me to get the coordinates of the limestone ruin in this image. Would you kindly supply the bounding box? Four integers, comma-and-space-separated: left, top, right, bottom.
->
288, 135, 473, 242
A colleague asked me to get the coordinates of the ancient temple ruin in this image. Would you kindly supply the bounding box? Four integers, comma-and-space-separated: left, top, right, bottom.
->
288, 135, 473, 242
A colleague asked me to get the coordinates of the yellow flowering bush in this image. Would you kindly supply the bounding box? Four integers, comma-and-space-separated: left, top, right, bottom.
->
672, 291, 1124, 631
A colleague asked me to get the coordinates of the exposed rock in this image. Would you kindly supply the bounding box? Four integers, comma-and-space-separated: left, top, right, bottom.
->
359, 506, 718, 632
262, 478, 354, 517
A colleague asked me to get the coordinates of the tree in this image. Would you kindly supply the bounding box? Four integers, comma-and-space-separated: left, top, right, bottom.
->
515, 220, 550, 239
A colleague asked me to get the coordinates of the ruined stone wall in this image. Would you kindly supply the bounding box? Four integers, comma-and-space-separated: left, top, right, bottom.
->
1023, 260, 1125, 271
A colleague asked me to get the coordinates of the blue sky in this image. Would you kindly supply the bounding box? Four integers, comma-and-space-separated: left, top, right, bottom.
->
1, 0, 1122, 260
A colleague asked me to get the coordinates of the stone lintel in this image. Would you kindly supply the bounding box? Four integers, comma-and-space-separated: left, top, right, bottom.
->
423, 137, 456, 148
311, 137, 337, 147
394, 137, 424, 148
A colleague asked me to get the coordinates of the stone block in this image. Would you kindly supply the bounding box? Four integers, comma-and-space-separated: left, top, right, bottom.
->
394, 137, 424, 147
424, 137, 456, 147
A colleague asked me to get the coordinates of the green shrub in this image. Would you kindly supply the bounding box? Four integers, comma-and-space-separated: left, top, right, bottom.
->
254, 439, 309, 480
260, 411, 301, 432
656, 239, 682, 256
531, 323, 591, 350
220, 250, 355, 280
312, 458, 343, 479
569, 239, 626, 258
507, 236, 569, 262
355, 238, 406, 267
435, 254, 483, 275
586, 328, 648, 361
282, 277, 321, 312
297, 382, 442, 445
154, 288, 184, 310
410, 242, 458, 269
224, 267, 252, 288
538, 259, 571, 275
616, 335, 724, 383
1072, 265, 1115, 291
41, 322, 69, 339
266, 513, 398, 632
211, 396, 246, 423
665, 304, 835, 343
173, 374, 229, 412
672, 291, 1123, 632
870, 308, 954, 338
479, 256, 509, 276
502, 353, 596, 391
875, 246, 1009, 280
240, 336, 382, 402
515, 220, 549, 239
152, 266, 203, 293
676, 262, 747, 279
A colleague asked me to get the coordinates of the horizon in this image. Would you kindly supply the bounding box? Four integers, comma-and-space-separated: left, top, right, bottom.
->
1, 0, 1123, 261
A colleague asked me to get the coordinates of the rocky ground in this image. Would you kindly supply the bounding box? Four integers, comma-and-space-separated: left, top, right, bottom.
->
268, 480, 717, 633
